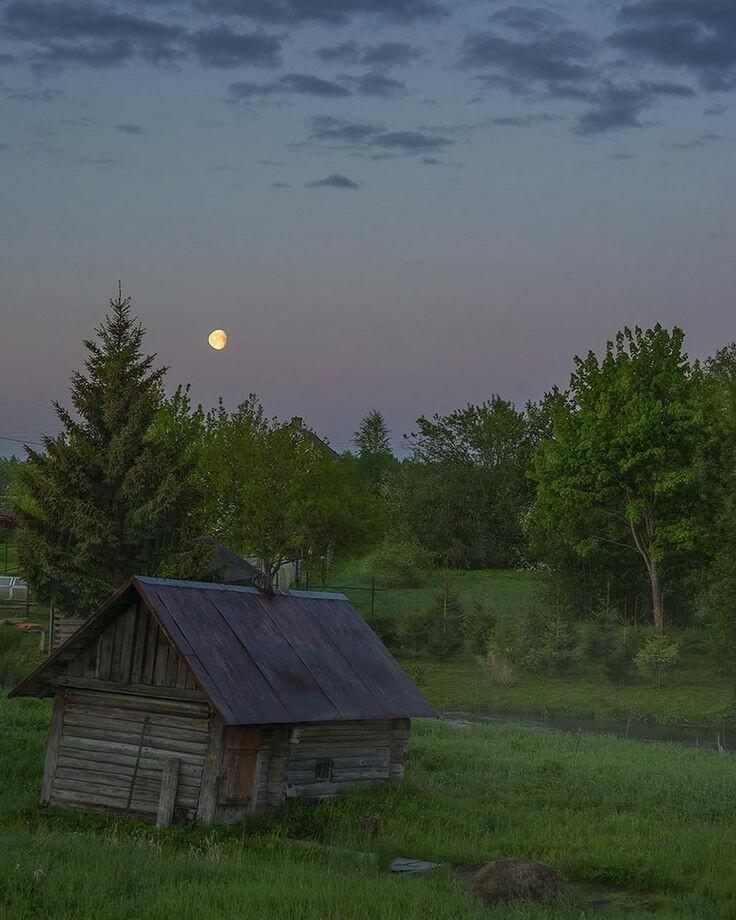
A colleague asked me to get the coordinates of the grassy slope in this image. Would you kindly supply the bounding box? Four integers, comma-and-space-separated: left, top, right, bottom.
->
2, 697, 735, 918
327, 567, 734, 727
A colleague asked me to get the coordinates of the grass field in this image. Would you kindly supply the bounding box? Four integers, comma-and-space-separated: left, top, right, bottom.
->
1, 696, 735, 918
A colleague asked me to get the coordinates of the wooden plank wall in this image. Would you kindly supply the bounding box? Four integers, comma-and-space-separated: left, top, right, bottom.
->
389, 718, 410, 780
48, 687, 212, 823
64, 603, 200, 692
283, 720, 396, 799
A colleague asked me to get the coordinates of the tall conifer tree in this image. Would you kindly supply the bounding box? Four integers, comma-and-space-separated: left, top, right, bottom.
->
16, 285, 201, 615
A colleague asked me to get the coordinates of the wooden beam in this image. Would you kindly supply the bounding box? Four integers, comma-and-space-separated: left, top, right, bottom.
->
40, 690, 66, 805
52, 675, 205, 702
156, 757, 180, 829
196, 712, 224, 826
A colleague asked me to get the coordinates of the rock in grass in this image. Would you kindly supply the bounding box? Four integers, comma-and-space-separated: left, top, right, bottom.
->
390, 858, 441, 875
471, 858, 567, 905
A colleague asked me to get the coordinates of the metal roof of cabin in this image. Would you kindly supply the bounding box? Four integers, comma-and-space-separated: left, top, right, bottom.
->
10, 576, 436, 725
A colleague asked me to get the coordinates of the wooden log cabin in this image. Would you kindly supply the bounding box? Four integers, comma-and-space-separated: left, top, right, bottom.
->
10, 577, 435, 827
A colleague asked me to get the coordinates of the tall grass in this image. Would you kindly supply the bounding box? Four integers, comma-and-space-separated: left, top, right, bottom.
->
1, 697, 735, 918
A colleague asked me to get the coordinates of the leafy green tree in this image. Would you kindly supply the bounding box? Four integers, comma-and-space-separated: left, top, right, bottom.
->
16, 286, 202, 616
356, 525, 433, 588
696, 343, 736, 694
530, 326, 705, 633
634, 635, 680, 686
160, 392, 372, 590
398, 397, 535, 567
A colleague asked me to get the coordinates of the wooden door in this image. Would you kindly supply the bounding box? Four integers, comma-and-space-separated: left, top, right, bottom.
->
219, 727, 262, 807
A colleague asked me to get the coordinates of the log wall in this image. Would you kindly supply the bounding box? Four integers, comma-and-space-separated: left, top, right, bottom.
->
46, 686, 212, 824
282, 719, 409, 800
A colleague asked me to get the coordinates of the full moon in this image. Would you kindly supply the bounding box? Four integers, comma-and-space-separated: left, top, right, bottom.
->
208, 329, 228, 350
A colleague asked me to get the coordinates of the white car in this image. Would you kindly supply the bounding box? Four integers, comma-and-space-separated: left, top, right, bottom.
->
0, 576, 28, 602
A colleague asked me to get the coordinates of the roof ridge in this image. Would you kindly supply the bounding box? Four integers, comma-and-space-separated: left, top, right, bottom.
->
132, 576, 347, 601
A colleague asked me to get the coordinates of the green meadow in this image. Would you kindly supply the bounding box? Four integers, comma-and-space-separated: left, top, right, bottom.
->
1, 696, 735, 918
325, 567, 735, 729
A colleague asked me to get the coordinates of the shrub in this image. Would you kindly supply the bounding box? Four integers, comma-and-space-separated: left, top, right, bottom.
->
602, 625, 647, 685
0, 627, 35, 688
462, 596, 496, 655
487, 603, 581, 678
365, 613, 401, 653
356, 528, 433, 588
634, 635, 680, 686
402, 590, 464, 660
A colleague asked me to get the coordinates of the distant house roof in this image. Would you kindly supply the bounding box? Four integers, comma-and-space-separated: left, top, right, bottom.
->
288, 416, 340, 460
194, 536, 266, 589
10, 577, 435, 726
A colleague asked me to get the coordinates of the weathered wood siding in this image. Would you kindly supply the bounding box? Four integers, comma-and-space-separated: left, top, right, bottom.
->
43, 603, 212, 824
64, 602, 200, 691
47, 687, 212, 823
283, 720, 403, 799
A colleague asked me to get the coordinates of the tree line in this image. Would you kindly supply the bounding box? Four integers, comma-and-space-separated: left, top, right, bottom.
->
8, 289, 736, 681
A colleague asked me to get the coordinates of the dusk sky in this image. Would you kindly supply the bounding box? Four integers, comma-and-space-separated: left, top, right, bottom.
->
1, 0, 734, 457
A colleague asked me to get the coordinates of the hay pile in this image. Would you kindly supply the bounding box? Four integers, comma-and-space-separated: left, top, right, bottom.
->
471, 858, 567, 905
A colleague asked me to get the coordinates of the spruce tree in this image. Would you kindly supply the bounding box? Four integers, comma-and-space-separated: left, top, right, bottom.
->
353, 409, 398, 490
16, 285, 201, 616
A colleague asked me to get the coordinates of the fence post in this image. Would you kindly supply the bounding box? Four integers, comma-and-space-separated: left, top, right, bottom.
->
370, 578, 376, 617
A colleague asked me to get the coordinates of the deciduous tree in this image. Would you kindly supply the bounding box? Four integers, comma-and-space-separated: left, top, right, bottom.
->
530, 326, 705, 633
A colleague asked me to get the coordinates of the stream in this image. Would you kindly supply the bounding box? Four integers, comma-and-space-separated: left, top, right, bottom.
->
438, 708, 733, 752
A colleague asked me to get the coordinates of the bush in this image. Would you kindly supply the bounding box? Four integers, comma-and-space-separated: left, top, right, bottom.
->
402, 590, 464, 660
356, 528, 433, 588
634, 635, 680, 686
462, 596, 496, 655
0, 627, 36, 688
602, 625, 648, 685
487, 603, 581, 678
365, 613, 401, 653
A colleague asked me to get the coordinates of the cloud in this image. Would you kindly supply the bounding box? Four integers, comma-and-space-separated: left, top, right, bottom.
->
1, 1, 185, 71
116, 123, 145, 134
189, 27, 281, 68
665, 131, 724, 150
307, 114, 453, 155
5, 86, 64, 102
309, 114, 381, 143
32, 39, 136, 71
316, 40, 424, 69
704, 102, 727, 115
271, 180, 290, 187
228, 72, 351, 99
0, 53, 17, 65
609, 1, 736, 92
343, 71, 405, 97
305, 173, 361, 189
370, 129, 450, 152
0, 143, 12, 151
489, 6, 567, 35
197, 0, 444, 27
227, 69, 406, 100
576, 80, 695, 135
459, 27, 596, 96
